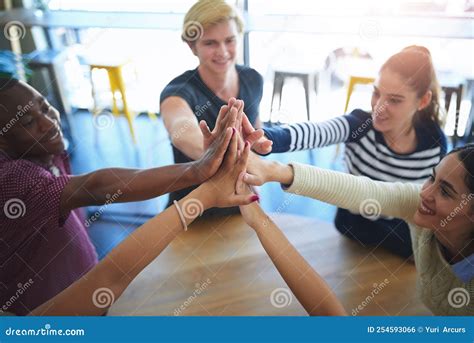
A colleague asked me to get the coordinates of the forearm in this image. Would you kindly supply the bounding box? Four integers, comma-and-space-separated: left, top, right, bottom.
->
171, 125, 204, 161
263, 118, 349, 154
267, 161, 294, 186
284, 163, 420, 221
248, 211, 346, 316
83, 163, 201, 205
261, 126, 292, 153
30, 189, 208, 316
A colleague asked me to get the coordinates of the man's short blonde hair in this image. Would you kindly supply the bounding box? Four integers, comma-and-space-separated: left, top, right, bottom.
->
182, 0, 244, 43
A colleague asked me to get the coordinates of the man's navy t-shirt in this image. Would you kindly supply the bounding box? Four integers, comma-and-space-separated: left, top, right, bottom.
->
160, 65, 263, 214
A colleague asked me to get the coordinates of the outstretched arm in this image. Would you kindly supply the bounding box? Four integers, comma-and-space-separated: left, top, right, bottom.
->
258, 116, 351, 154
31, 190, 207, 316
236, 176, 347, 316
30, 131, 258, 316
59, 101, 240, 217
244, 160, 420, 222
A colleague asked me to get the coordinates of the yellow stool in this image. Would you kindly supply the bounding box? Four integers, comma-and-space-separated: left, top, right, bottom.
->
90, 61, 136, 142
344, 76, 375, 113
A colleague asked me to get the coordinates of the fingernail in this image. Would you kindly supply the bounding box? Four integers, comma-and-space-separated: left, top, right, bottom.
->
232, 127, 236, 136
251, 195, 259, 202
245, 140, 250, 147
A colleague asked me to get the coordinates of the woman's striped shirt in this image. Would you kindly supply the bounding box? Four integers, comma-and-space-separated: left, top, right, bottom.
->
263, 109, 447, 184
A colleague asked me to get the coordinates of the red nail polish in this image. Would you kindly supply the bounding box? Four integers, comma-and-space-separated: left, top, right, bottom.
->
232, 127, 236, 136
251, 195, 259, 202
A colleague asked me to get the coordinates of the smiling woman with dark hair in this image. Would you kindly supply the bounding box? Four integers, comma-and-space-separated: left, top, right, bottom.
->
241, 143, 474, 315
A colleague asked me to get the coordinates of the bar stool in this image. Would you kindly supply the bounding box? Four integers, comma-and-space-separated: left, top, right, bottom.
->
344, 76, 375, 113
463, 79, 474, 144
87, 59, 136, 142
442, 84, 464, 147
270, 71, 319, 122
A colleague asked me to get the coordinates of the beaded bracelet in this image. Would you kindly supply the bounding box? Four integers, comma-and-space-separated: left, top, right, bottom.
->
173, 200, 188, 231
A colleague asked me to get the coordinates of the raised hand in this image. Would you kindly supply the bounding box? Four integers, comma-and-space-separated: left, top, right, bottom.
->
192, 102, 240, 181
197, 130, 259, 209
199, 98, 241, 151
241, 113, 273, 155
191, 127, 233, 182
231, 99, 273, 155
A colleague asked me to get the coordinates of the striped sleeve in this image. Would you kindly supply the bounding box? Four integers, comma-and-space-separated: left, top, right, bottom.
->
263, 116, 350, 153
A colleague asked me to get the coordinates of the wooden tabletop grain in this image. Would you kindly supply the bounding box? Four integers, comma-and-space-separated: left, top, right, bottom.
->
108, 213, 430, 316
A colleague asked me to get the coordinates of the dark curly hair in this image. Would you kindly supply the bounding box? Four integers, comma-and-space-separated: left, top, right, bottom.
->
447, 144, 474, 198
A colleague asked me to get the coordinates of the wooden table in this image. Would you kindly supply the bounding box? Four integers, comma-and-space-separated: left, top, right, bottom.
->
109, 213, 430, 316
